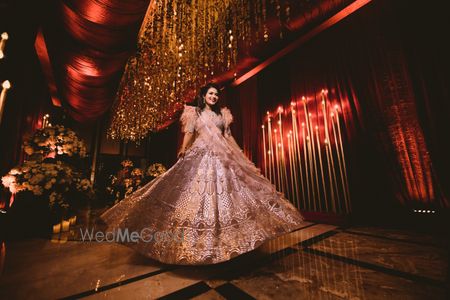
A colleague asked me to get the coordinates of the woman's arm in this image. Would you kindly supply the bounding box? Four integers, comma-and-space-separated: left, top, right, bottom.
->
177, 132, 195, 158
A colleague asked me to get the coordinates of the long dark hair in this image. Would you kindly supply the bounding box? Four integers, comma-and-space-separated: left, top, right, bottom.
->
194, 82, 222, 115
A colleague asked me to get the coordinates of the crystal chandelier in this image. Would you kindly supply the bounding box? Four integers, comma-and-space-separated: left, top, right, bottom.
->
108, 0, 291, 141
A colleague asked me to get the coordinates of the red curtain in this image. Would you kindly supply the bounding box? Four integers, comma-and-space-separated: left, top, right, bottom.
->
227, 0, 449, 214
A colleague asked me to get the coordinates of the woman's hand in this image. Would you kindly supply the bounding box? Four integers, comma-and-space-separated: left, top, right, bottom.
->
177, 148, 186, 159
179, 132, 194, 159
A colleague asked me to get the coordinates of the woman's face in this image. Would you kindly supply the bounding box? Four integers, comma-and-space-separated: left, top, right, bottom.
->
203, 87, 219, 107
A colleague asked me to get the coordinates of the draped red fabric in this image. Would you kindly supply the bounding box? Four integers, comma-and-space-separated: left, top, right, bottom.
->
40, 0, 358, 125
38, 0, 149, 122
227, 0, 449, 214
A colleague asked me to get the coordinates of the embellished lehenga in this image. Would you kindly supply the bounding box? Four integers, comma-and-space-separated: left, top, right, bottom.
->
101, 105, 304, 265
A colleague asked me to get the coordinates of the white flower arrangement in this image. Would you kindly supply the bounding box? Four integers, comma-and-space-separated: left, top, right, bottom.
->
2, 124, 94, 213
23, 125, 87, 158
2, 161, 76, 209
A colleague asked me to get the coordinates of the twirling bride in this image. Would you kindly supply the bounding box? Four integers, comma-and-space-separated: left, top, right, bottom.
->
101, 83, 304, 265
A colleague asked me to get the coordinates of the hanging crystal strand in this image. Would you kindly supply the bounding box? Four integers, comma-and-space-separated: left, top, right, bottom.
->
109, 1, 292, 141
285, 1, 290, 25
275, 0, 283, 39
262, 0, 268, 42
254, 0, 261, 44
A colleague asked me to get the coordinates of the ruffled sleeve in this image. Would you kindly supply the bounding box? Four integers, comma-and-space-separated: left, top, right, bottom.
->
221, 107, 233, 135
180, 105, 198, 133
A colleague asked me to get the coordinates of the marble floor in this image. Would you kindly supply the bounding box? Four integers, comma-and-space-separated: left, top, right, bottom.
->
0, 211, 448, 299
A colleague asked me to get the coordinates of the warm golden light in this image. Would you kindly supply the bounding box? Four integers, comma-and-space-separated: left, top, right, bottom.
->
2, 80, 11, 89
261, 89, 352, 213
0, 33, 8, 60
109, 1, 292, 141
0, 80, 12, 124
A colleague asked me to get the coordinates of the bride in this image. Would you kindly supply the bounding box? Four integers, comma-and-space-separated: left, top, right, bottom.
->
101, 83, 304, 265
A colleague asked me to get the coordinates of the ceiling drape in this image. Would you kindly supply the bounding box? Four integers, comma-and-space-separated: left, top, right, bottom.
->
38, 0, 150, 122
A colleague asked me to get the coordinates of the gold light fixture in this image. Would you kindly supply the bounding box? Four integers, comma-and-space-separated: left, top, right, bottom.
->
0, 80, 11, 124
0, 32, 8, 59
108, 0, 291, 141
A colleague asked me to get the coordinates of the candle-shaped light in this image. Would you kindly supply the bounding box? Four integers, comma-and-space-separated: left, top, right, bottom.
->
42, 114, 50, 128
315, 125, 328, 211
267, 112, 275, 183
310, 119, 320, 211
278, 106, 289, 198
274, 128, 281, 190
291, 105, 305, 205
303, 97, 316, 209
287, 132, 298, 208
52, 223, 61, 234
69, 215, 77, 225
324, 138, 336, 212
302, 97, 312, 143
0, 32, 8, 59
306, 134, 315, 210
291, 104, 302, 207
321, 90, 330, 142
262, 124, 268, 178
331, 112, 346, 209
302, 123, 311, 210
333, 105, 351, 212
0, 80, 11, 124
61, 220, 70, 232
322, 90, 340, 212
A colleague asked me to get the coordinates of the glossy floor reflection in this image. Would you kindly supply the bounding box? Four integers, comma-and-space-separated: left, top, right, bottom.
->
0, 211, 448, 299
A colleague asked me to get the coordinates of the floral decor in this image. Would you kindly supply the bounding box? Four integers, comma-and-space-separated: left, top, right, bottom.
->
2, 160, 93, 212
106, 160, 166, 205
1, 125, 93, 223
146, 163, 167, 178
121, 159, 134, 168
23, 125, 87, 159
